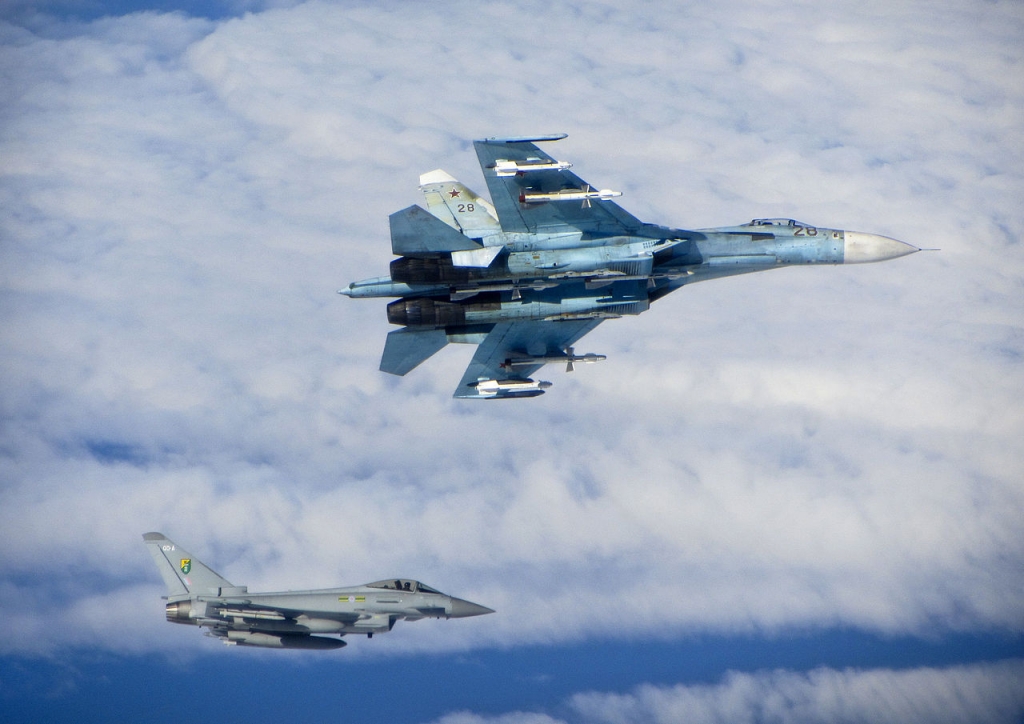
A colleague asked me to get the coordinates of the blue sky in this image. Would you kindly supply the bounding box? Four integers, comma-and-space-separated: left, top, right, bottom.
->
1, 1, 1023, 722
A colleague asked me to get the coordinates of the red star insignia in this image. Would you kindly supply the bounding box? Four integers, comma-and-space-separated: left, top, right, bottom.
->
448, 187, 461, 198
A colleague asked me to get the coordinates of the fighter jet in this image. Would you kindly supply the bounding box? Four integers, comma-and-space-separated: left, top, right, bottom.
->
143, 532, 493, 650
340, 134, 919, 399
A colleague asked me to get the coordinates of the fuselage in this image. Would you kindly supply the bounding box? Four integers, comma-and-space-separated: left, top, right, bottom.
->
166, 578, 493, 643
341, 218, 918, 329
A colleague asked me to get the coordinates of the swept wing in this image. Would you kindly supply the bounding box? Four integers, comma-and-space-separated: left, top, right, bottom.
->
473, 135, 644, 235
454, 319, 602, 399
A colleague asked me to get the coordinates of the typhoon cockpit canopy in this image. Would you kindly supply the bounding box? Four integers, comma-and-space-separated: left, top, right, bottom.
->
366, 579, 442, 594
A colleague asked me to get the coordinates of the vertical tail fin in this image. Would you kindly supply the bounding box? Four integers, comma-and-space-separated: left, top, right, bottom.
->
419, 170, 500, 238
142, 532, 237, 597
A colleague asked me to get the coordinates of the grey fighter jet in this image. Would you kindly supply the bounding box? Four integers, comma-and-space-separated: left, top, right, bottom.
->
340, 134, 919, 399
143, 532, 493, 650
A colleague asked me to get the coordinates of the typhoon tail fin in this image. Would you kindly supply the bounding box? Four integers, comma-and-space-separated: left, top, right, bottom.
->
142, 532, 239, 597
419, 170, 500, 238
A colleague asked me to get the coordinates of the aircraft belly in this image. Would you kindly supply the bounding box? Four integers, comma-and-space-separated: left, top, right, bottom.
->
389, 281, 650, 327
507, 243, 656, 278
462, 301, 566, 323
696, 233, 844, 266
706, 254, 779, 266
461, 298, 647, 324
685, 264, 788, 285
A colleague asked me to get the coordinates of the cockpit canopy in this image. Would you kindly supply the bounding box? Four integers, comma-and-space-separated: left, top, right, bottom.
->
745, 218, 810, 228
366, 579, 442, 594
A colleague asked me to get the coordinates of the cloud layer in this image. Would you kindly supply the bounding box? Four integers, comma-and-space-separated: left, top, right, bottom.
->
430, 660, 1024, 724
1, 0, 1022, 671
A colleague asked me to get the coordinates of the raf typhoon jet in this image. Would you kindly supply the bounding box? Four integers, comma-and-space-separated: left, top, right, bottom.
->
340, 134, 919, 399
144, 532, 493, 650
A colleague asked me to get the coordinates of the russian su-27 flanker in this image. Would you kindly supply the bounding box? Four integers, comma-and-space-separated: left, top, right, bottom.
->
340, 134, 918, 398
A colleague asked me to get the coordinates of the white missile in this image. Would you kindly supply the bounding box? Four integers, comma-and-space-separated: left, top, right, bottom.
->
519, 185, 622, 206
500, 347, 607, 372
468, 377, 552, 398
494, 158, 573, 176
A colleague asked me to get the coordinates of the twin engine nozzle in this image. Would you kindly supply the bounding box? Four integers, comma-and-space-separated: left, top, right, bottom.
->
166, 600, 194, 624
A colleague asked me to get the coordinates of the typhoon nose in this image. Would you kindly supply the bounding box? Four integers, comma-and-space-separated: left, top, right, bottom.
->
843, 232, 920, 264
448, 597, 495, 618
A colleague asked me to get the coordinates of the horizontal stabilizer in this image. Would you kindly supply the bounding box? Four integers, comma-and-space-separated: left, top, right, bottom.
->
390, 205, 482, 257
380, 327, 449, 376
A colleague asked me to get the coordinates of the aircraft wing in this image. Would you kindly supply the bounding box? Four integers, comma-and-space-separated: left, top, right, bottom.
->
380, 327, 450, 376
454, 319, 603, 399
474, 135, 645, 235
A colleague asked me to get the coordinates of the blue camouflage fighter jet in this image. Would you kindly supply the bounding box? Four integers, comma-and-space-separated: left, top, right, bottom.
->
340, 134, 919, 399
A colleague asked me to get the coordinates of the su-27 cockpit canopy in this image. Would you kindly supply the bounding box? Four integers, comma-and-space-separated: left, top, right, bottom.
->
744, 218, 811, 228
366, 579, 442, 594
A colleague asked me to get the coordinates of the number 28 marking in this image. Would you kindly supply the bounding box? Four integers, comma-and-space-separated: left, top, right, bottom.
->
457, 203, 475, 213
794, 226, 818, 236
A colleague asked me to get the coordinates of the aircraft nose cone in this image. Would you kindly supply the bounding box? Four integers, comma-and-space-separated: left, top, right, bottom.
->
337, 285, 354, 296
448, 597, 495, 618
843, 231, 919, 264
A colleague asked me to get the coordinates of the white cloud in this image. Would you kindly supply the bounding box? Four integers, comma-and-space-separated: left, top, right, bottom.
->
425, 660, 1024, 724
0, 0, 1022, 658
